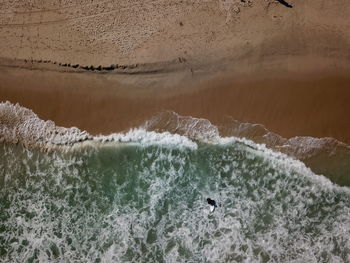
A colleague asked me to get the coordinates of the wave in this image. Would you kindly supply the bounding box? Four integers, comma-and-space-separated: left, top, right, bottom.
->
1, 130, 349, 262
143, 111, 350, 186
1, 101, 349, 186
0, 101, 91, 148
1, 102, 350, 262
143, 111, 350, 160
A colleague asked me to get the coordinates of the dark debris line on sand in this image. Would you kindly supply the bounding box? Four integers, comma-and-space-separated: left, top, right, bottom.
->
276, 0, 293, 8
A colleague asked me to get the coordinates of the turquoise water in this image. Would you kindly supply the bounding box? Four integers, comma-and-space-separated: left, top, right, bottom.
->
0, 132, 349, 262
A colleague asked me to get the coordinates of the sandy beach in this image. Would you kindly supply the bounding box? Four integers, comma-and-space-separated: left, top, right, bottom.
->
1, 64, 350, 145
2, 1, 350, 261
1, 0, 350, 143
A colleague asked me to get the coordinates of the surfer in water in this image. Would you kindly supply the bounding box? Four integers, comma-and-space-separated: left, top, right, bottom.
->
207, 198, 217, 213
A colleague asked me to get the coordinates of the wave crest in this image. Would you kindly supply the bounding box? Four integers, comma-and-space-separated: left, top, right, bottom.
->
0, 101, 91, 149
142, 111, 350, 186
1, 102, 349, 185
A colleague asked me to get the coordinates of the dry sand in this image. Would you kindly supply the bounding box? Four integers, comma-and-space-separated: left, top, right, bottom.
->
0, 0, 350, 143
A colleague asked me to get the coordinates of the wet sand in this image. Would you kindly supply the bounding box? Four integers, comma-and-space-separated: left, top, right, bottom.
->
1, 0, 350, 145
1, 64, 350, 144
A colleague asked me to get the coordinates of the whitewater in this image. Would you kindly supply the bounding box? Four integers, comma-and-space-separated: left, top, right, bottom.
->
1, 128, 350, 262
0, 102, 350, 262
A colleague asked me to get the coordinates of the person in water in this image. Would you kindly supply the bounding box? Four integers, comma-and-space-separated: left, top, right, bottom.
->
207, 198, 217, 213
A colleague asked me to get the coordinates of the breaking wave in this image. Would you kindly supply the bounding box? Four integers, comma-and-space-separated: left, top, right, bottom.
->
1, 102, 350, 262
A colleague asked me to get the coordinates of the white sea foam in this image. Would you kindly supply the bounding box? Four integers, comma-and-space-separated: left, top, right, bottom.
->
216, 136, 349, 192
1, 102, 349, 163
2, 103, 350, 262
0, 101, 92, 149
1, 135, 350, 262
96, 129, 198, 150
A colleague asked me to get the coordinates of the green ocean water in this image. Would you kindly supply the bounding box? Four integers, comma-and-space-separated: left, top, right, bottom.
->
0, 132, 349, 262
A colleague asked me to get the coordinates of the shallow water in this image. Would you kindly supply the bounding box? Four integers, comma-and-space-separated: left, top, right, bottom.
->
1, 132, 349, 262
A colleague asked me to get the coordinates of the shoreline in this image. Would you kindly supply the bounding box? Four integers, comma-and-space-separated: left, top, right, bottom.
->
1, 101, 349, 186
1, 62, 350, 144
1, 0, 350, 260
1, 0, 349, 143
